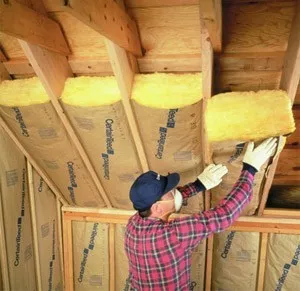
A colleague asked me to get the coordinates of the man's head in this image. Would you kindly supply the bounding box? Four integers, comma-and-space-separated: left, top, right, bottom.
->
130, 171, 182, 220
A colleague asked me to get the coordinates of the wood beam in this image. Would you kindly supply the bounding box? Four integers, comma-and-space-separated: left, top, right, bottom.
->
200, 18, 214, 291
105, 41, 149, 172
256, 233, 268, 291
56, 198, 65, 288
18, 0, 112, 207
258, 2, 300, 215
63, 218, 74, 291
263, 208, 300, 219
280, 0, 300, 103
61, 208, 300, 235
3, 52, 286, 76
109, 224, 116, 291
0, 0, 70, 55
46, 0, 142, 56
199, 0, 222, 52
27, 161, 43, 291
105, 0, 149, 172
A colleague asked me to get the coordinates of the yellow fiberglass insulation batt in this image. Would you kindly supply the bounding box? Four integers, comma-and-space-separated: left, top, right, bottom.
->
206, 90, 295, 142
60, 76, 142, 210
0, 77, 105, 207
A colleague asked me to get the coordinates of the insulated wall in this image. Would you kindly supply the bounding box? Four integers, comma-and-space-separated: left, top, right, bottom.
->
0, 78, 105, 207
0, 126, 36, 290
264, 234, 300, 291
32, 169, 63, 290
72, 221, 109, 290
212, 231, 260, 291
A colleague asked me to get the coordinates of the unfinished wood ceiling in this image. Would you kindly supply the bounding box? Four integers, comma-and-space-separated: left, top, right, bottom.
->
0, 0, 299, 198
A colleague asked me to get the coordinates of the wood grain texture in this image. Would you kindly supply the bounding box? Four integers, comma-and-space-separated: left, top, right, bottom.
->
128, 5, 201, 57
199, 0, 222, 52
223, 1, 295, 53
280, 0, 300, 102
0, 0, 70, 55
49, 12, 108, 58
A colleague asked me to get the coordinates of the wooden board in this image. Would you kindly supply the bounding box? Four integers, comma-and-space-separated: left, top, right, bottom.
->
49, 12, 108, 59
223, 1, 295, 53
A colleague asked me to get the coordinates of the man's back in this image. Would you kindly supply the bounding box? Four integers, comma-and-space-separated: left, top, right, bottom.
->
125, 213, 193, 290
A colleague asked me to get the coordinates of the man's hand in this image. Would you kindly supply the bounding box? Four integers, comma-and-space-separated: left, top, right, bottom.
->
243, 137, 277, 172
198, 164, 228, 190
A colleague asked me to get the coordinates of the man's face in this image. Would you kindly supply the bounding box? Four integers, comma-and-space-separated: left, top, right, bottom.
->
158, 190, 176, 213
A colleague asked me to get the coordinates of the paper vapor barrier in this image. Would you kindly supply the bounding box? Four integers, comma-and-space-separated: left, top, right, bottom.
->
33, 169, 63, 290
212, 231, 260, 291
72, 221, 109, 290
0, 127, 36, 290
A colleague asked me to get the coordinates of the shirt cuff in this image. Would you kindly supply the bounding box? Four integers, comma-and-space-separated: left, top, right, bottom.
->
242, 163, 257, 175
195, 179, 206, 192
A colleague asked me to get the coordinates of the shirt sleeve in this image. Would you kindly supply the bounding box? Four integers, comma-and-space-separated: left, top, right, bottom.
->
177, 179, 206, 200
171, 169, 255, 250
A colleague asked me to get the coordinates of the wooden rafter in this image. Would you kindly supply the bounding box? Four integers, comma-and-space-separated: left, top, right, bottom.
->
43, 0, 142, 56
258, 1, 300, 215
105, 0, 149, 172
199, 0, 222, 52
16, 0, 113, 208
0, 0, 70, 55
256, 233, 268, 291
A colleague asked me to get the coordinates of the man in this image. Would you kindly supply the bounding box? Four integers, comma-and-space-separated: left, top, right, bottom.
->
125, 138, 277, 290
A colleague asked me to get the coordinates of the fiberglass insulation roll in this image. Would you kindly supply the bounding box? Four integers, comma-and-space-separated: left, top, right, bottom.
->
32, 169, 63, 290
72, 221, 109, 290
264, 233, 300, 291
60, 77, 142, 209
0, 127, 36, 290
0, 78, 104, 207
132, 73, 204, 214
212, 231, 260, 291
207, 90, 295, 142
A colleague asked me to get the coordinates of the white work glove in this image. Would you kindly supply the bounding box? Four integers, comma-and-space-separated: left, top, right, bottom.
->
197, 164, 228, 190
243, 137, 277, 172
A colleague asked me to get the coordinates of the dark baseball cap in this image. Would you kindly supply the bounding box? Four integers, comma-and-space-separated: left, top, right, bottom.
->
130, 171, 180, 211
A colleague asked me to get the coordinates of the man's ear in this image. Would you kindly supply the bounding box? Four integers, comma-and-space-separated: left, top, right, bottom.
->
151, 202, 162, 215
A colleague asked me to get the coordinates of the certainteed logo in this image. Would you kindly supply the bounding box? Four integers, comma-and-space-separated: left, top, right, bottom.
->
78, 223, 99, 283
221, 231, 236, 259
155, 109, 178, 159
228, 143, 245, 163
275, 244, 300, 291
101, 119, 115, 180
67, 162, 77, 204
12, 107, 29, 137
48, 220, 56, 291
14, 168, 26, 266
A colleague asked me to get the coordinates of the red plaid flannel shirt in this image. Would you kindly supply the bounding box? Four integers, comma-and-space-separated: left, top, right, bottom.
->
125, 169, 255, 290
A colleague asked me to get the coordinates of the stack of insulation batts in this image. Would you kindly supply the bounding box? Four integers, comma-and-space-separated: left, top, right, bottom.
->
60, 77, 142, 209
0, 78, 105, 207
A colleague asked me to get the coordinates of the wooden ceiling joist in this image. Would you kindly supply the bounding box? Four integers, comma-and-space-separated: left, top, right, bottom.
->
0, 0, 70, 55
198, 0, 222, 52
46, 0, 143, 56
258, 1, 300, 216
105, 40, 149, 172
